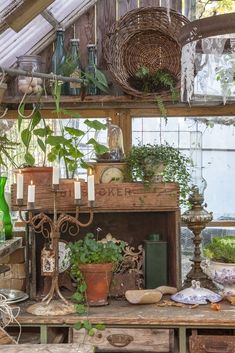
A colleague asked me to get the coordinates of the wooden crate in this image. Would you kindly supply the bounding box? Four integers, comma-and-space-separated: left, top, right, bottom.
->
189, 330, 235, 353
72, 328, 174, 352
11, 182, 179, 212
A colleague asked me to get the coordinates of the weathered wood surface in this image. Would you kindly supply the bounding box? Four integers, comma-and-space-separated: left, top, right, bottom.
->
13, 299, 235, 327
117, 0, 138, 19
0, 343, 94, 353
0, 327, 16, 345
0, 238, 22, 258
73, 327, 173, 352
11, 182, 179, 212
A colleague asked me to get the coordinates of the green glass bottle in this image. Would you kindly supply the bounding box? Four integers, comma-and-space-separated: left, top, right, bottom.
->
0, 176, 13, 239
68, 39, 82, 96
86, 44, 97, 95
50, 28, 67, 95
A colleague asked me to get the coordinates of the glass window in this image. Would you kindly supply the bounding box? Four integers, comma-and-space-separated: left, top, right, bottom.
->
132, 116, 235, 220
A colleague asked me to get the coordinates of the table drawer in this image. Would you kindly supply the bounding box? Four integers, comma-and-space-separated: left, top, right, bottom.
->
189, 332, 235, 353
72, 328, 174, 352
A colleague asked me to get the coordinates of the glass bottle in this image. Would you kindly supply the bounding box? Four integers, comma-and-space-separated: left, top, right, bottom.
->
50, 28, 67, 95
95, 118, 125, 161
17, 55, 43, 95
0, 176, 12, 239
190, 131, 207, 196
0, 210, 5, 243
86, 44, 97, 95
67, 38, 82, 96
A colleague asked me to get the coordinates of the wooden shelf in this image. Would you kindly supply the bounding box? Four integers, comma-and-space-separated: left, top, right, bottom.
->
0, 237, 22, 258
3, 95, 235, 117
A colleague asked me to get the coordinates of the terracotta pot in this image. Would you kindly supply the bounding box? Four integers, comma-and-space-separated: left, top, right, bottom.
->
18, 167, 53, 185
79, 263, 113, 306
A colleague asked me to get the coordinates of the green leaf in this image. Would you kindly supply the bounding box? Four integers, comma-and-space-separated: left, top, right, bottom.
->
24, 151, 35, 166
58, 108, 81, 118
88, 328, 95, 336
75, 304, 86, 314
95, 323, 105, 331
37, 138, 46, 153
21, 128, 32, 148
33, 126, 52, 137
64, 127, 85, 137
71, 292, 83, 302
47, 151, 57, 162
87, 138, 108, 155
95, 68, 108, 88
73, 321, 82, 330
83, 320, 92, 331
85, 72, 108, 93
31, 110, 41, 130
84, 119, 106, 130
47, 135, 68, 146
79, 282, 87, 293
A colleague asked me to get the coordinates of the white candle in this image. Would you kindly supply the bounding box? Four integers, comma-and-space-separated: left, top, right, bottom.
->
16, 171, 24, 199
28, 181, 35, 203
74, 178, 81, 199
52, 166, 60, 185
87, 174, 95, 201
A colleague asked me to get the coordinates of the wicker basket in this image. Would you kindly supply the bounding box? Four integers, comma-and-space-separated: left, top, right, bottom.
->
104, 7, 189, 98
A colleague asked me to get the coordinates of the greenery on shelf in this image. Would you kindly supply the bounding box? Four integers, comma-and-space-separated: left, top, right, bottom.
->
125, 143, 192, 206
17, 105, 53, 167
204, 236, 235, 263
46, 109, 108, 179
67, 232, 125, 313
128, 67, 178, 117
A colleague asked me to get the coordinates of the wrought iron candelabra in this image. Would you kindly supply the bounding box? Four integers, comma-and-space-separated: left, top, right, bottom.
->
17, 186, 94, 316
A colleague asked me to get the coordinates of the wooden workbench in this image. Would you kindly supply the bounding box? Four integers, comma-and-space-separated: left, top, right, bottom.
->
8, 299, 235, 353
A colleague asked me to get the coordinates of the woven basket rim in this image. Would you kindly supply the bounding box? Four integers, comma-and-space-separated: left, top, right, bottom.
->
104, 6, 190, 98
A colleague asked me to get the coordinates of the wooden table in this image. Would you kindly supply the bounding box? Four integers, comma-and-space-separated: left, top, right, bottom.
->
8, 299, 235, 353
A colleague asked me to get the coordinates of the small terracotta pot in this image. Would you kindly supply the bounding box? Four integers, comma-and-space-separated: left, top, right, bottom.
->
17, 167, 53, 185
79, 263, 113, 306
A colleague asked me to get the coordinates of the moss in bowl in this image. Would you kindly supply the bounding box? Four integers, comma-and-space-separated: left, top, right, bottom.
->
204, 236, 235, 263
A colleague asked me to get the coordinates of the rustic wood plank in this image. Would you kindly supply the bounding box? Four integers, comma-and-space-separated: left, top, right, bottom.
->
11, 182, 179, 212
96, 0, 116, 68
0, 327, 16, 345
171, 0, 182, 12
73, 327, 173, 352
0, 238, 22, 258
0, 343, 94, 353
12, 299, 235, 327
4, 96, 235, 116
117, 0, 138, 19
140, 0, 160, 7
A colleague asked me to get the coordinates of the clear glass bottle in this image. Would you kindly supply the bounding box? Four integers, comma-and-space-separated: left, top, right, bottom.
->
17, 55, 43, 95
86, 44, 97, 95
0, 176, 12, 239
190, 131, 207, 196
95, 118, 125, 161
50, 28, 67, 95
67, 38, 82, 96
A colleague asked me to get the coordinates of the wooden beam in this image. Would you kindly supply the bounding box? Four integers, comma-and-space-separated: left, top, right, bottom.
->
5, 0, 55, 32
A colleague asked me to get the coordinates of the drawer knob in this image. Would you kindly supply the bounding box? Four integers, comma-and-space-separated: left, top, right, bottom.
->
107, 334, 134, 347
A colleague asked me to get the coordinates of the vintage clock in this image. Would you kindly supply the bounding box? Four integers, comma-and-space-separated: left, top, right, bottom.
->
90, 162, 127, 184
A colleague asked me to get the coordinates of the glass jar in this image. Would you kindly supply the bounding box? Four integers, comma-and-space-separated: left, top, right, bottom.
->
95, 118, 125, 161
17, 55, 43, 95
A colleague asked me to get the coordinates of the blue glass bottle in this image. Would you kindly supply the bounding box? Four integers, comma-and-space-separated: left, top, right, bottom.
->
68, 39, 82, 96
0, 176, 12, 239
50, 28, 67, 95
86, 44, 97, 95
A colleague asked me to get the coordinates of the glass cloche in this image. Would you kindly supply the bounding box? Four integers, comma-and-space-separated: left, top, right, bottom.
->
95, 118, 125, 161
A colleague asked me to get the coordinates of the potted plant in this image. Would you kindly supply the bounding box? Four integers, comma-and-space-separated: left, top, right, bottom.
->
203, 236, 235, 295
16, 105, 54, 184
46, 110, 108, 179
68, 232, 125, 311
125, 143, 191, 206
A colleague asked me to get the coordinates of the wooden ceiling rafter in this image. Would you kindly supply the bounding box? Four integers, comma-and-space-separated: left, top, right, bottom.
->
4, 0, 55, 32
